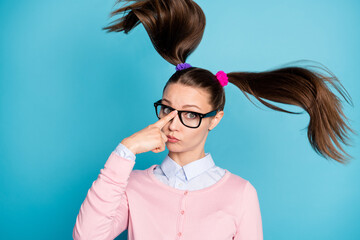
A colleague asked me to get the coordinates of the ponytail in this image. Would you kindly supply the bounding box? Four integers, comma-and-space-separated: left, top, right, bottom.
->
227, 60, 357, 164
102, 0, 205, 65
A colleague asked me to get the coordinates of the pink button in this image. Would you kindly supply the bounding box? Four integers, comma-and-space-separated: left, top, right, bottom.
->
178, 232, 182, 236
184, 191, 188, 195
180, 210, 185, 214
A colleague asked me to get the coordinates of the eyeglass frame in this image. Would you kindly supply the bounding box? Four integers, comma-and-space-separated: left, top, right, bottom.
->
153, 99, 218, 128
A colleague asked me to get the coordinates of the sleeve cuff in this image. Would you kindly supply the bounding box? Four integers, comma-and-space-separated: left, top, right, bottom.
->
114, 142, 136, 161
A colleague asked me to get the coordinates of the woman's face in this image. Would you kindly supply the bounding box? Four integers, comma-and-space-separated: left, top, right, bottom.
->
161, 83, 224, 153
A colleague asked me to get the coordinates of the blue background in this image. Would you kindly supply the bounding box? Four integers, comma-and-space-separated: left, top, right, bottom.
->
1, 0, 359, 239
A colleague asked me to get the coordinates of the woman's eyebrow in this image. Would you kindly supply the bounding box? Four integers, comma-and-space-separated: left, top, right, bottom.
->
162, 98, 201, 110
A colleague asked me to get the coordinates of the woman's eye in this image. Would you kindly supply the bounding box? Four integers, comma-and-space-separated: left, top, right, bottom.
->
185, 112, 197, 119
163, 107, 172, 114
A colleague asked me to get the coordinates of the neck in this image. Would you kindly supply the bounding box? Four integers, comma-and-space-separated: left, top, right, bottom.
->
168, 148, 206, 167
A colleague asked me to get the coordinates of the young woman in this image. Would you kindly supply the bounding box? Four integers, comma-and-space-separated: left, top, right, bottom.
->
73, 0, 356, 239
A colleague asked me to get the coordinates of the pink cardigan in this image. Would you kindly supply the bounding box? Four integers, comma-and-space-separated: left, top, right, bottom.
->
73, 151, 263, 240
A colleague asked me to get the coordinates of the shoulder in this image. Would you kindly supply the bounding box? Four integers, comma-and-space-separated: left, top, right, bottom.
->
127, 165, 156, 186
227, 171, 249, 188
129, 167, 148, 179
226, 171, 258, 195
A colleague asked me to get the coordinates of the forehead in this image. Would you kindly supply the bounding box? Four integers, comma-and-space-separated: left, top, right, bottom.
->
162, 83, 211, 111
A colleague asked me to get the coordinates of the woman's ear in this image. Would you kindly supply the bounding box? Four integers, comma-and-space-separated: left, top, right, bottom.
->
208, 111, 224, 131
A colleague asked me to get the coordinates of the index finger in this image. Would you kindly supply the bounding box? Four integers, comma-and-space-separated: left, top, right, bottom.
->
153, 110, 178, 129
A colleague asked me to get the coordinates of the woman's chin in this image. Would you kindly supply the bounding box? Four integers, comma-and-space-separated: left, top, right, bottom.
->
166, 143, 181, 152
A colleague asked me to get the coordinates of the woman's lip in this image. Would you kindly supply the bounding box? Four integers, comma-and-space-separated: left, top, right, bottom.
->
167, 135, 179, 140
167, 138, 179, 143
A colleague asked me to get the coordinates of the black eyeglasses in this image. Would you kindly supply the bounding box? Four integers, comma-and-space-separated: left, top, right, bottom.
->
153, 99, 218, 128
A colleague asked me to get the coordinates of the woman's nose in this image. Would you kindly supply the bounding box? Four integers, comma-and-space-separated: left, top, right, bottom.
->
168, 112, 182, 129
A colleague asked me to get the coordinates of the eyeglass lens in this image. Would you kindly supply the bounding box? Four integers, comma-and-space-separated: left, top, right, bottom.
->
156, 105, 200, 128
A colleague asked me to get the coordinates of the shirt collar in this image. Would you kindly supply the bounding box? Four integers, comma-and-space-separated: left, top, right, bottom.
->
160, 153, 215, 181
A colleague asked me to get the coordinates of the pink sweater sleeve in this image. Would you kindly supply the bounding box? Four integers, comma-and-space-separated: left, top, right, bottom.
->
234, 181, 263, 240
72, 151, 136, 240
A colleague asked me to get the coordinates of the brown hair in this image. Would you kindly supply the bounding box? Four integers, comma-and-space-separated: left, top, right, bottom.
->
103, 0, 356, 164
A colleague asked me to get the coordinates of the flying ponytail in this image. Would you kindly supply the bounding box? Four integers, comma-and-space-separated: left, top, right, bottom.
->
227, 60, 356, 164
103, 0, 356, 164
102, 0, 205, 65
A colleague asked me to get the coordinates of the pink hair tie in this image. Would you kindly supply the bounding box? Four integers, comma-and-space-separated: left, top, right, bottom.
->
215, 70, 228, 87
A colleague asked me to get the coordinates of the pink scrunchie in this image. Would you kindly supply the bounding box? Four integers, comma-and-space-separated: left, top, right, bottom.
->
215, 70, 228, 87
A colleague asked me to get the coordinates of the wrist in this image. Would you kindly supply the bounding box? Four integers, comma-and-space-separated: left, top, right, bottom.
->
121, 138, 137, 155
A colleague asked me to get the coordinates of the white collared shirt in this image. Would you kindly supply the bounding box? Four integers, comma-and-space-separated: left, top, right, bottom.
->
114, 143, 226, 191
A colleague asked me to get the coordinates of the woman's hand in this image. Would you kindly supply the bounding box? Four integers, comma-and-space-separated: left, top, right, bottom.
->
121, 109, 178, 155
